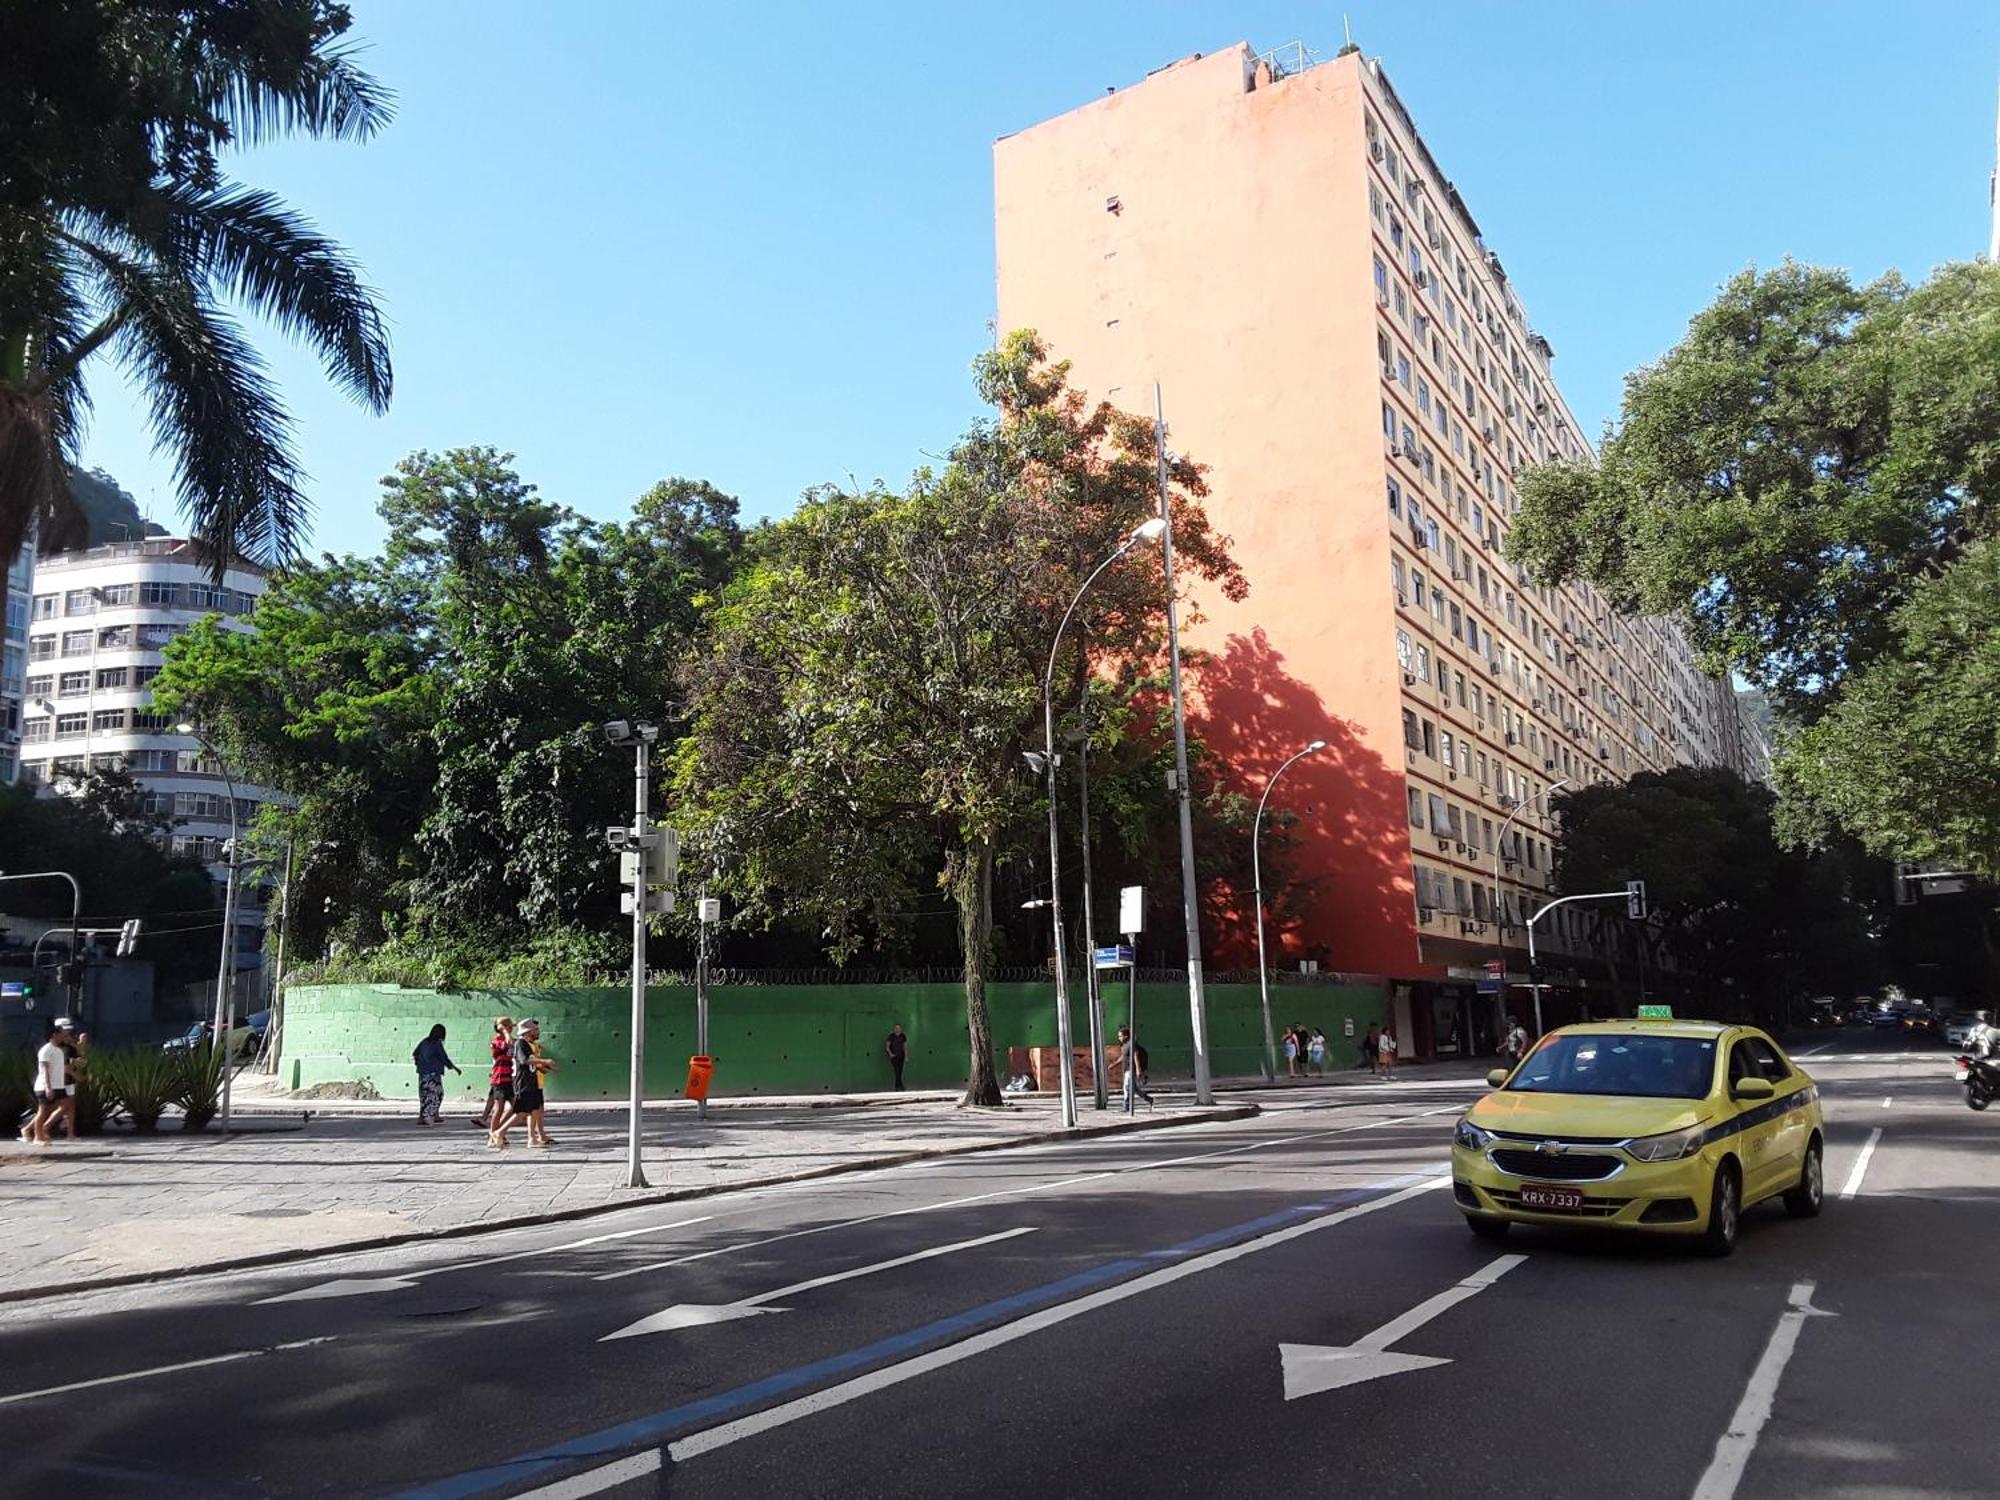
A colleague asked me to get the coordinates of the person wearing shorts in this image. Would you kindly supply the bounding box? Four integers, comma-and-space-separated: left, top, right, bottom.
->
476, 1017, 515, 1130
490, 1018, 549, 1150
21, 1019, 71, 1145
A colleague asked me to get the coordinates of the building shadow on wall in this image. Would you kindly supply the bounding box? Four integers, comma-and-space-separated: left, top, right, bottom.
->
1190, 628, 1411, 976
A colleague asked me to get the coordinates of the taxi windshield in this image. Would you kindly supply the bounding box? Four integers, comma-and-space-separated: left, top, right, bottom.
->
1507, 1033, 1717, 1099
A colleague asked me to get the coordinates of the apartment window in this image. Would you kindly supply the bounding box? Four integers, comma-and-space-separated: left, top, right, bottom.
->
1384, 145, 1400, 184
1373, 256, 1389, 298
97, 624, 133, 648
176, 791, 229, 821
186, 583, 228, 612
51, 754, 85, 777
1407, 787, 1424, 827
1394, 285, 1407, 321
138, 624, 182, 649
1402, 708, 1421, 750
1452, 877, 1470, 914
31, 594, 57, 621
28, 634, 54, 662
1440, 730, 1454, 767
22, 719, 49, 743
24, 674, 51, 698
1426, 518, 1441, 551
1370, 182, 1383, 222
130, 710, 171, 732
1382, 400, 1397, 440
1391, 556, 1406, 597
1477, 752, 1488, 786
92, 708, 126, 732
1396, 353, 1411, 390
97, 583, 135, 606
90, 752, 126, 771
1455, 670, 1467, 707
1472, 885, 1489, 921
96, 667, 128, 690
1386, 476, 1402, 517
1428, 792, 1449, 830
1447, 804, 1464, 840
57, 670, 89, 696
135, 664, 162, 687
1412, 571, 1426, 608
60, 630, 90, 656
1417, 378, 1431, 419
1448, 603, 1462, 637
54, 712, 87, 738
1421, 719, 1437, 758
129, 748, 176, 772
1415, 644, 1431, 681
64, 589, 95, 616
1389, 214, 1404, 251
140, 581, 180, 606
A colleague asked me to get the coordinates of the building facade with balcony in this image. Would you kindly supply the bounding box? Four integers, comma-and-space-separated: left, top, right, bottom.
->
994, 42, 1743, 1055
19, 540, 275, 972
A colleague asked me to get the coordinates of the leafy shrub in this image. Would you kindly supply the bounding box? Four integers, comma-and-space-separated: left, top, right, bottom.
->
316, 924, 625, 990
99, 1048, 184, 1132
71, 1054, 110, 1135
176, 1045, 225, 1131
0, 1048, 32, 1135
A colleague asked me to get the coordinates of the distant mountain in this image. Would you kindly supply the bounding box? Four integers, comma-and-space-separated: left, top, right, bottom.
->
1736, 686, 1778, 738
68, 469, 170, 549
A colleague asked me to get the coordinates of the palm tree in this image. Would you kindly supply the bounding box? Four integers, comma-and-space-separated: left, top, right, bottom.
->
0, 0, 395, 576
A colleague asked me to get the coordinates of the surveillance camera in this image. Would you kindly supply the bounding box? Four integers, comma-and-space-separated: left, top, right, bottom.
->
605, 825, 631, 850
603, 720, 634, 745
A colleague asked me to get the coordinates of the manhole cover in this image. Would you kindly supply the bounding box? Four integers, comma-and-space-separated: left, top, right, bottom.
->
240, 1208, 312, 1218
398, 1297, 488, 1318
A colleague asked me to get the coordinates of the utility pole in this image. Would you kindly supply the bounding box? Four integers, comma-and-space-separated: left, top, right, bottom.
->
696, 888, 719, 1123
605, 720, 670, 1189
1156, 385, 1213, 1104
1076, 699, 1107, 1110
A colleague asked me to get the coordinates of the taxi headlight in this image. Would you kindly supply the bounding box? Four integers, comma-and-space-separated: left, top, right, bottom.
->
1453, 1118, 1495, 1152
1625, 1124, 1706, 1163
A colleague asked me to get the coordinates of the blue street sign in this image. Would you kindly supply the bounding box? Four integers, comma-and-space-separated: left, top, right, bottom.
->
1093, 944, 1134, 970
1476, 978, 1501, 995
1, 981, 26, 998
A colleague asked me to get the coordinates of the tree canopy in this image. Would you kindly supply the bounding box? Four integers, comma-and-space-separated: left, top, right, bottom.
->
676, 332, 1243, 1103
0, 0, 393, 571
1511, 260, 2000, 879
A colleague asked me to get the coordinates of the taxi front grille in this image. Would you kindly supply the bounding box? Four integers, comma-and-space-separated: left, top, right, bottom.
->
1490, 1149, 1623, 1181
1487, 1190, 1631, 1219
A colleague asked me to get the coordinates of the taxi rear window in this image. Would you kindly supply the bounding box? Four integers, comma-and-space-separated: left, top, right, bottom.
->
1508, 1034, 1717, 1099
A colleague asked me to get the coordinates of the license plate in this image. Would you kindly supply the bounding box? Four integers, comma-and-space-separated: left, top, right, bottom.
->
1519, 1185, 1586, 1212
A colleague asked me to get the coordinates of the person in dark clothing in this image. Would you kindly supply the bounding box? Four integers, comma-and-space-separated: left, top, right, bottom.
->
885, 1024, 908, 1090
412, 1023, 461, 1126
1359, 1022, 1381, 1072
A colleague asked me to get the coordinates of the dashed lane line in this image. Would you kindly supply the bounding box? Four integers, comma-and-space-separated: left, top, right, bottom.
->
1839, 1128, 1882, 1200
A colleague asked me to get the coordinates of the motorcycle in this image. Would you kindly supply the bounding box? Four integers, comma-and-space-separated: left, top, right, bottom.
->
1958, 1054, 2000, 1111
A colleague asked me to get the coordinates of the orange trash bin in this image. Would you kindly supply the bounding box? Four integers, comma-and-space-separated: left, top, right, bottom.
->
685, 1055, 715, 1101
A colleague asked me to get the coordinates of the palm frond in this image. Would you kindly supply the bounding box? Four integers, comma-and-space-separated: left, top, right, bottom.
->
220, 39, 395, 146
155, 183, 392, 412
72, 236, 309, 574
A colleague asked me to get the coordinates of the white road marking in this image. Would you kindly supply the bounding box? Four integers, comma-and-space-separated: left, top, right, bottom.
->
509, 1449, 661, 1499
0, 1336, 337, 1408
255, 1215, 718, 1303
594, 1102, 1464, 1283
601, 1227, 1038, 1340
1793, 1043, 1831, 1057
1690, 1282, 1835, 1500
1840, 1129, 1882, 1200
664, 1175, 1451, 1462
1281, 1253, 1527, 1399
1881, 1096, 1893, 1109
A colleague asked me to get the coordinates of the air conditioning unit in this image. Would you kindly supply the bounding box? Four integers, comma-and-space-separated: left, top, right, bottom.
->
1396, 591, 1408, 606
1534, 396, 1551, 416
1435, 838, 1452, 853
1370, 139, 1384, 161
1487, 661, 1501, 675
1482, 536, 1497, 551
1418, 906, 1434, 924
1403, 672, 1418, 686
1427, 228, 1443, 250
1532, 698, 1546, 711
1376, 287, 1390, 308
1505, 732, 1518, 746
1598, 746, 1610, 761
1447, 770, 1457, 781
1544, 759, 1557, 771
1414, 269, 1430, 290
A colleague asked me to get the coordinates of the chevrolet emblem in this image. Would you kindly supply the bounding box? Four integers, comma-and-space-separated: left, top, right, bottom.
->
1535, 1141, 1564, 1157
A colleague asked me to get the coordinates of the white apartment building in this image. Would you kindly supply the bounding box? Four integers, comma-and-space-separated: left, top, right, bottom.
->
19, 540, 276, 971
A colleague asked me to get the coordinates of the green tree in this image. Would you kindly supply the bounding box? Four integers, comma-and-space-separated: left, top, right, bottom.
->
677, 333, 1242, 1104
0, 0, 393, 571
1552, 767, 1875, 1022
1510, 260, 2000, 877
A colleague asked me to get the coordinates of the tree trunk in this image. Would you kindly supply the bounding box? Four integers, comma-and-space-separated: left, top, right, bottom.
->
950, 834, 1003, 1106
1596, 911, 1625, 1014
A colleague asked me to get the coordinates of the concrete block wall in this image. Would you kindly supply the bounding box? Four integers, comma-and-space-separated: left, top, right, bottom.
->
281, 979, 1388, 1101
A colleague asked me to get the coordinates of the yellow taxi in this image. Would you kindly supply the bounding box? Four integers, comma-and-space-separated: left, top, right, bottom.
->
1452, 1017, 1823, 1256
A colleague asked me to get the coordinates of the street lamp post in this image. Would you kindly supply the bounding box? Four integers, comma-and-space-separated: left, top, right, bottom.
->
1038, 516, 1166, 1131
1494, 777, 1569, 1044
1252, 740, 1327, 1081
1073, 706, 1108, 1110
177, 723, 244, 1132
1154, 387, 1215, 1105
604, 720, 666, 1189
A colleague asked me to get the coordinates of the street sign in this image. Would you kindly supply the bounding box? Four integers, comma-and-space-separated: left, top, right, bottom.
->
1476, 978, 1500, 995
1094, 944, 1134, 970
1118, 885, 1144, 935
0, 981, 26, 999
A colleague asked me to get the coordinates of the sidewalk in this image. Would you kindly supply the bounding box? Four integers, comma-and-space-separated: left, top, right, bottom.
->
0, 1091, 1253, 1303
1210, 1057, 1499, 1092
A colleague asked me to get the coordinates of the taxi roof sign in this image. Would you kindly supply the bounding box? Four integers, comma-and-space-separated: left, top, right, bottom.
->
1636, 1004, 1674, 1020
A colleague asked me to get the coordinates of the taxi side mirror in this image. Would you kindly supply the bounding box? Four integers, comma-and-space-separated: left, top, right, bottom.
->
1732, 1076, 1776, 1101
1486, 1068, 1511, 1088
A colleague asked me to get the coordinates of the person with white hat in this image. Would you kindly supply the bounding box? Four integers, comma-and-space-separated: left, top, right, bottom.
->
20, 1018, 71, 1145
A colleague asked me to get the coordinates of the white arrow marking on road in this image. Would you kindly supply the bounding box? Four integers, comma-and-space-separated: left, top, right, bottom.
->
601, 1226, 1038, 1341
253, 1214, 717, 1303
1690, 1281, 1836, 1500
1280, 1253, 1526, 1400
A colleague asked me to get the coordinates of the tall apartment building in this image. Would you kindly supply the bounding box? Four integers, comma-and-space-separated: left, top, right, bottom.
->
0, 535, 31, 784
995, 43, 1742, 1055
19, 540, 275, 972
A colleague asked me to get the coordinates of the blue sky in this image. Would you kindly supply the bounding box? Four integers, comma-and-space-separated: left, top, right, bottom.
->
77, 1, 1999, 559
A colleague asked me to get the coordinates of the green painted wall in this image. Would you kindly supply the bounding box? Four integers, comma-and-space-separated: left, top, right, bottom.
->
281, 979, 1388, 1101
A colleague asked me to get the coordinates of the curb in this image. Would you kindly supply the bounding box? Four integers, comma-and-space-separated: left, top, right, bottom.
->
0, 1102, 1259, 1306
226, 1090, 964, 1120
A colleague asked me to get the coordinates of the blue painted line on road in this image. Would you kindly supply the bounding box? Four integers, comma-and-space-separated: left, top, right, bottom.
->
386, 1174, 1429, 1500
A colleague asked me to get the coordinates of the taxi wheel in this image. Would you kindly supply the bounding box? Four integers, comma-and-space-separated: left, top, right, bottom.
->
1783, 1138, 1824, 1218
1464, 1215, 1510, 1242
1700, 1164, 1740, 1258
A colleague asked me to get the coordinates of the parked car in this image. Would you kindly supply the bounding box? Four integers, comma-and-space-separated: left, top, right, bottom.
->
161, 1011, 268, 1060
1869, 1007, 1907, 1030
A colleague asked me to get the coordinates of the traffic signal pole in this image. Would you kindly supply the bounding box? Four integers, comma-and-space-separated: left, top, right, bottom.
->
0, 871, 81, 1019
1525, 885, 1645, 1035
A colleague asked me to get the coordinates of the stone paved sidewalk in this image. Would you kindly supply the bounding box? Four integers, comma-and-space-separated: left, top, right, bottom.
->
0, 1093, 1250, 1301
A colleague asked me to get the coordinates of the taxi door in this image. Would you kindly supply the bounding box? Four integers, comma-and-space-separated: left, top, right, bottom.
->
1725, 1037, 1788, 1201
1748, 1034, 1810, 1185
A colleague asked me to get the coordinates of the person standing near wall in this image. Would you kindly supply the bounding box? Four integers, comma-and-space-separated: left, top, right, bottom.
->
412, 1024, 461, 1127
475, 1017, 514, 1130
885, 1024, 908, 1091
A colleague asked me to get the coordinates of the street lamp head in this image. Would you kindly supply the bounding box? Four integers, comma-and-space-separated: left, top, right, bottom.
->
174, 721, 197, 736
1306, 739, 1328, 752
1130, 517, 1168, 544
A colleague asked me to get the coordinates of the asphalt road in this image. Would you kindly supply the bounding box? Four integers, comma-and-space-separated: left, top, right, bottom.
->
1, 1029, 1989, 1500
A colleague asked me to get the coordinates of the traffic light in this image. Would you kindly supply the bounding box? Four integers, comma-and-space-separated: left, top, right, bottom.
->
1528, 962, 1545, 985
57, 960, 84, 989
115, 918, 142, 956
1625, 880, 1648, 920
